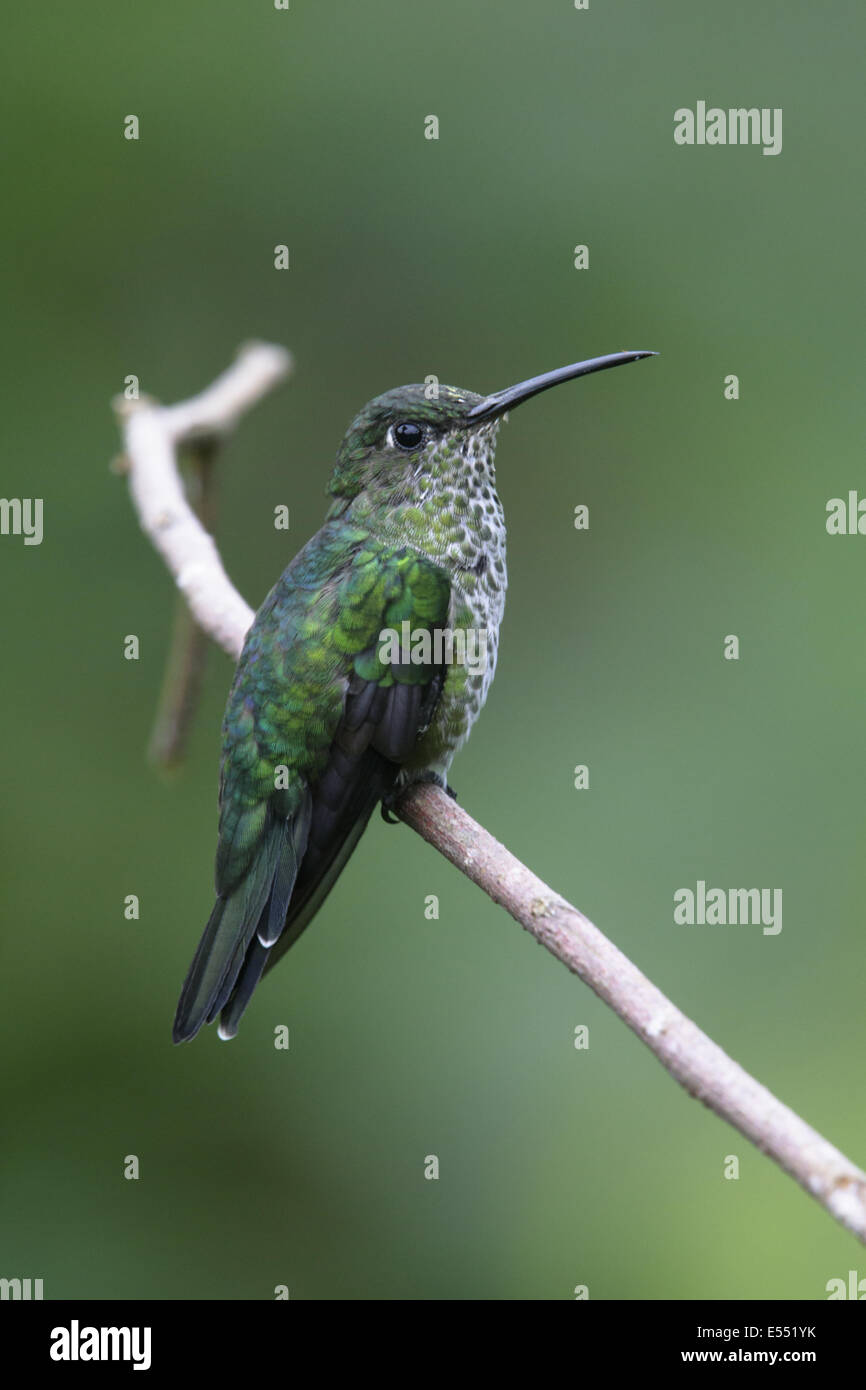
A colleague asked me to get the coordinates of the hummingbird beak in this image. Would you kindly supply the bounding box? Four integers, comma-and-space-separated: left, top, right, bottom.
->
466, 350, 658, 422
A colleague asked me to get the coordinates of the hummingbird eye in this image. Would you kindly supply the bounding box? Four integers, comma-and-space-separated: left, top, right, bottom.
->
392, 421, 425, 451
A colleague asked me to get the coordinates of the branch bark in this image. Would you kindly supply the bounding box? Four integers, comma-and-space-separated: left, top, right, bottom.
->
114, 343, 866, 1247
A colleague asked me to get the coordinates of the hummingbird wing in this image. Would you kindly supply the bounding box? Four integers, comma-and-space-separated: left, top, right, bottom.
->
172, 531, 452, 1043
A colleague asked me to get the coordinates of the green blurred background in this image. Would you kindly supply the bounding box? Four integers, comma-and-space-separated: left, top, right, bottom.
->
2, 0, 864, 1300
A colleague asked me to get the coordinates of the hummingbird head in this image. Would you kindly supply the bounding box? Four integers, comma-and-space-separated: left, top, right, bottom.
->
327, 350, 656, 514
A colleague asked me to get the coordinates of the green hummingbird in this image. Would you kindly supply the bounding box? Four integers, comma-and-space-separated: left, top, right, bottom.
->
173, 349, 656, 1042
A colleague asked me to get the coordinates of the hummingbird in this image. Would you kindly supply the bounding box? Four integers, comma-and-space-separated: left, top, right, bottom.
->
173, 349, 656, 1042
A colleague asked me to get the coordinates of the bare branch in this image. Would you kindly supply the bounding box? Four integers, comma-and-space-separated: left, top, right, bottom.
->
147, 442, 218, 767
398, 784, 866, 1243
115, 343, 866, 1246
114, 342, 292, 657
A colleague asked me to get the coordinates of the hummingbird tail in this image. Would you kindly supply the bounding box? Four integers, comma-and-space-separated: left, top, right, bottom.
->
172, 807, 309, 1044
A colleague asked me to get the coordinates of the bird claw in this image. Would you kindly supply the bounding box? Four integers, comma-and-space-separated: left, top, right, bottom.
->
414, 772, 461, 806
380, 771, 458, 824
420, 771, 458, 801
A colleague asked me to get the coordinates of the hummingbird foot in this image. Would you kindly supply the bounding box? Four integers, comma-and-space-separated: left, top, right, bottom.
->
380, 771, 458, 823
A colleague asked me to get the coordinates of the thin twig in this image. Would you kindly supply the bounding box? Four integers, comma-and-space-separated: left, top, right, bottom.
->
113, 342, 292, 656
148, 442, 218, 767
398, 784, 866, 1243
114, 343, 866, 1246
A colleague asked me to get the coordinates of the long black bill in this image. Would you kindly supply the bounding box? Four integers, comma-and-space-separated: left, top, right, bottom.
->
467, 350, 657, 422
